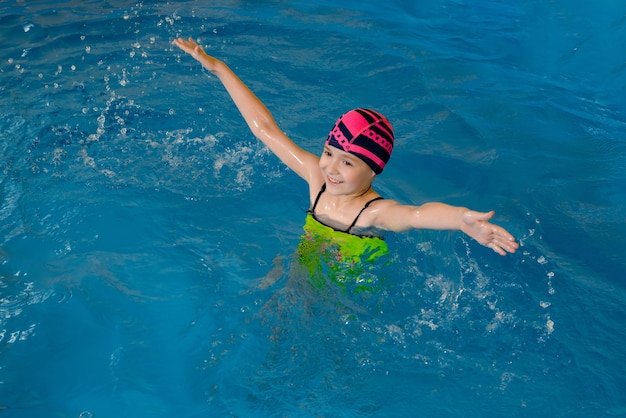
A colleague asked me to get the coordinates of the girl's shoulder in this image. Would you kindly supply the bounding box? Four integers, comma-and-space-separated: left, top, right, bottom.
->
361, 197, 409, 231
354, 195, 398, 224
307, 174, 326, 204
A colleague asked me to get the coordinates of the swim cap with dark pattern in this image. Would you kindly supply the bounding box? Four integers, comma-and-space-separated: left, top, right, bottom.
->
325, 108, 394, 174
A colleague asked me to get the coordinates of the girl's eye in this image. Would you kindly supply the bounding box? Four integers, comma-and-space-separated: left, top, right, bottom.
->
342, 160, 352, 166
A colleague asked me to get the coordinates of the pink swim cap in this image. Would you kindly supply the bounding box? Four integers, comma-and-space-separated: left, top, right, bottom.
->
325, 108, 394, 174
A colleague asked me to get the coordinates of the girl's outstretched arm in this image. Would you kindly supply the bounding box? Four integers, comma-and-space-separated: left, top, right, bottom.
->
373, 201, 518, 256
173, 37, 320, 183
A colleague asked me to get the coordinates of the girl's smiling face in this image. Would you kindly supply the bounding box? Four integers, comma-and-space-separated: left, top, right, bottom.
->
319, 145, 376, 195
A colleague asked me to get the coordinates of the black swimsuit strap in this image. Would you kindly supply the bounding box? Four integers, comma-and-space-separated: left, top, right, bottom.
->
309, 183, 383, 233
309, 183, 327, 213
346, 196, 384, 234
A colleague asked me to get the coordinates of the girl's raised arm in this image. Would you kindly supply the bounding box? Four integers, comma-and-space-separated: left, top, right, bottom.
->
173, 37, 320, 183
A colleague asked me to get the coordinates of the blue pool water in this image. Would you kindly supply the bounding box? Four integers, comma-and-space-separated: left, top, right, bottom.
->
1, 0, 625, 416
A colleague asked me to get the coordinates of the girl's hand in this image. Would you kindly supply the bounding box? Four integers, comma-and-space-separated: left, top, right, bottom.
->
173, 37, 221, 72
461, 210, 519, 256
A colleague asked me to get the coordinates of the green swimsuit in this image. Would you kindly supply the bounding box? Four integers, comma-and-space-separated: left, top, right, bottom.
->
297, 184, 389, 292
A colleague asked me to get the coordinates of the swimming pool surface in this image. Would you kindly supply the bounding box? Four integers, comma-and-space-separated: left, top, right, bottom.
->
1, 0, 625, 416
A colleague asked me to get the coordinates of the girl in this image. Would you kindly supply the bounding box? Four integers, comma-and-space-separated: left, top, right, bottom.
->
172, 37, 518, 265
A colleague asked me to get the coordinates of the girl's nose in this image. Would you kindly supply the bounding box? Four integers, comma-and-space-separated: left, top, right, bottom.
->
327, 158, 339, 174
